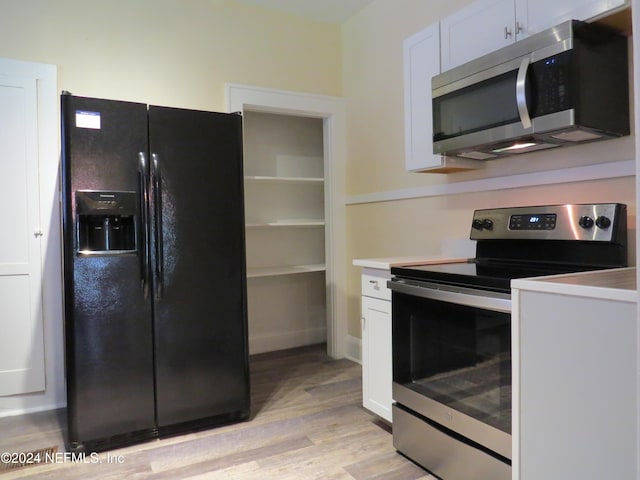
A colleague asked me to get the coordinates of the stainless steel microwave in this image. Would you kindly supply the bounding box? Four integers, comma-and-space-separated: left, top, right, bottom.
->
432, 20, 629, 160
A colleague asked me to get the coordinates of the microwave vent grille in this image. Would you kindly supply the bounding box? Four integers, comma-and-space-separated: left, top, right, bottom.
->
551, 130, 604, 142
458, 151, 497, 160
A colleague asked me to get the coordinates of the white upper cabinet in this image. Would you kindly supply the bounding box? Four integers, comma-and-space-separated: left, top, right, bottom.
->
516, 0, 627, 37
441, 0, 628, 71
404, 23, 481, 173
403, 23, 441, 172
441, 0, 516, 71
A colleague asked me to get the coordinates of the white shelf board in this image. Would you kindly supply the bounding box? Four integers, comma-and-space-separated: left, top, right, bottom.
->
247, 264, 326, 278
244, 175, 324, 184
245, 219, 325, 228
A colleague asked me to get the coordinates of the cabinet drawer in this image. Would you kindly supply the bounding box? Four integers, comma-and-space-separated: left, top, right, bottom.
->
362, 270, 392, 301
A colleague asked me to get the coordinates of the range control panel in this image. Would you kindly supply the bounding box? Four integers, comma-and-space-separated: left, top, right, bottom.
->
509, 213, 557, 230
470, 203, 625, 242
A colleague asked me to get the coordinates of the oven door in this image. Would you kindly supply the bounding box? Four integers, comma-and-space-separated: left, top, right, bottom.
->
389, 278, 512, 461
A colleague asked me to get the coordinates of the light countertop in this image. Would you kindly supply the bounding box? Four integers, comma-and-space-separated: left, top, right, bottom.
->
512, 267, 637, 303
352, 256, 468, 270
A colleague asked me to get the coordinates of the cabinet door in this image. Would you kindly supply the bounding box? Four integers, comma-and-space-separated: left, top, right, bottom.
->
515, 0, 628, 39
361, 295, 392, 422
404, 23, 442, 172
404, 24, 480, 173
441, 0, 516, 71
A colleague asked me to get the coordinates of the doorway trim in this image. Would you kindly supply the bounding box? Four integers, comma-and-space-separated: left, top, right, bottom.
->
226, 84, 347, 359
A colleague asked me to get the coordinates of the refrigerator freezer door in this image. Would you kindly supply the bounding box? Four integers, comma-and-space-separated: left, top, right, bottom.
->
148, 106, 250, 428
61, 95, 156, 447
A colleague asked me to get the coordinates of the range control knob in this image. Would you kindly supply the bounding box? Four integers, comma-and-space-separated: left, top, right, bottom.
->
472, 219, 484, 230
482, 219, 494, 230
595, 216, 611, 229
578, 216, 594, 229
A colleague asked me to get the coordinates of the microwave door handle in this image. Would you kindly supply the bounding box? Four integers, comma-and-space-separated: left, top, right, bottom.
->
516, 57, 532, 129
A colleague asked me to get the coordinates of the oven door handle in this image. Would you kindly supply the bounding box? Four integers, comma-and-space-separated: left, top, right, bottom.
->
388, 279, 511, 313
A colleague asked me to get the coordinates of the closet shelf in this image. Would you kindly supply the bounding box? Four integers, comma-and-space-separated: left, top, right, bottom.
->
247, 264, 326, 278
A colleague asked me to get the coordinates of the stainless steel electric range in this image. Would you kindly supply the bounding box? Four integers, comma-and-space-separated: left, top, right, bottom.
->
388, 203, 628, 480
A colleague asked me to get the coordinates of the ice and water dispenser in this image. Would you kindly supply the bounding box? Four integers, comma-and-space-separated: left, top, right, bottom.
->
76, 191, 137, 254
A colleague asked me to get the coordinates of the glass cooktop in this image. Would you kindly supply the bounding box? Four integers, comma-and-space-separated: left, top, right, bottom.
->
391, 260, 605, 293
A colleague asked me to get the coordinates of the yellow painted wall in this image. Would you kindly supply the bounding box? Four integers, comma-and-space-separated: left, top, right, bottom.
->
0, 0, 341, 110
342, 0, 636, 339
0, 1, 342, 414
1, 0, 634, 347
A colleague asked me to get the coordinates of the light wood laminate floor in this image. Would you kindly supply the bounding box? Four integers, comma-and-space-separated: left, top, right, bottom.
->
0, 344, 435, 479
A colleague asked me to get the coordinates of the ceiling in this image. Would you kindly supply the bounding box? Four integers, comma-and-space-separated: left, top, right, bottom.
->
233, 0, 375, 24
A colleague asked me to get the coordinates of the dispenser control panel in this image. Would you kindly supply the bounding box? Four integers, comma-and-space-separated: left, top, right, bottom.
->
75, 190, 137, 254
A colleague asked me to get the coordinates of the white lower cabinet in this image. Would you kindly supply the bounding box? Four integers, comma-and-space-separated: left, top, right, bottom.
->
512, 268, 637, 480
360, 268, 393, 422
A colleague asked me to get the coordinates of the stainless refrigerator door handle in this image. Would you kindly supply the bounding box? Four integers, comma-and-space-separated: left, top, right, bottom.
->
138, 152, 151, 299
516, 56, 532, 129
152, 153, 164, 299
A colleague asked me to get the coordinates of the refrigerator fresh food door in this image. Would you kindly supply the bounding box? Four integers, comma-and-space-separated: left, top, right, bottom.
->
61, 95, 156, 448
148, 106, 250, 428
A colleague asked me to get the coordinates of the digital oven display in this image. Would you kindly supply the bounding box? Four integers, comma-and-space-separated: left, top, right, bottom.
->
509, 213, 557, 230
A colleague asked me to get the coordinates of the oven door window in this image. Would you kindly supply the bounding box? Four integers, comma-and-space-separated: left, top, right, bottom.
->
392, 292, 511, 434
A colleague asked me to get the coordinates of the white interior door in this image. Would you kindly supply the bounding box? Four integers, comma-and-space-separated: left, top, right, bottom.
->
0, 74, 45, 395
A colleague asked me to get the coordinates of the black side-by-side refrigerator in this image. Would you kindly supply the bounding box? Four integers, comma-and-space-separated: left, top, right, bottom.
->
61, 93, 250, 452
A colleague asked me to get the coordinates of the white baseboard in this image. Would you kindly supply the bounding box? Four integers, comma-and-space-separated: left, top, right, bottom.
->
249, 327, 327, 355
0, 402, 65, 419
344, 335, 362, 364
